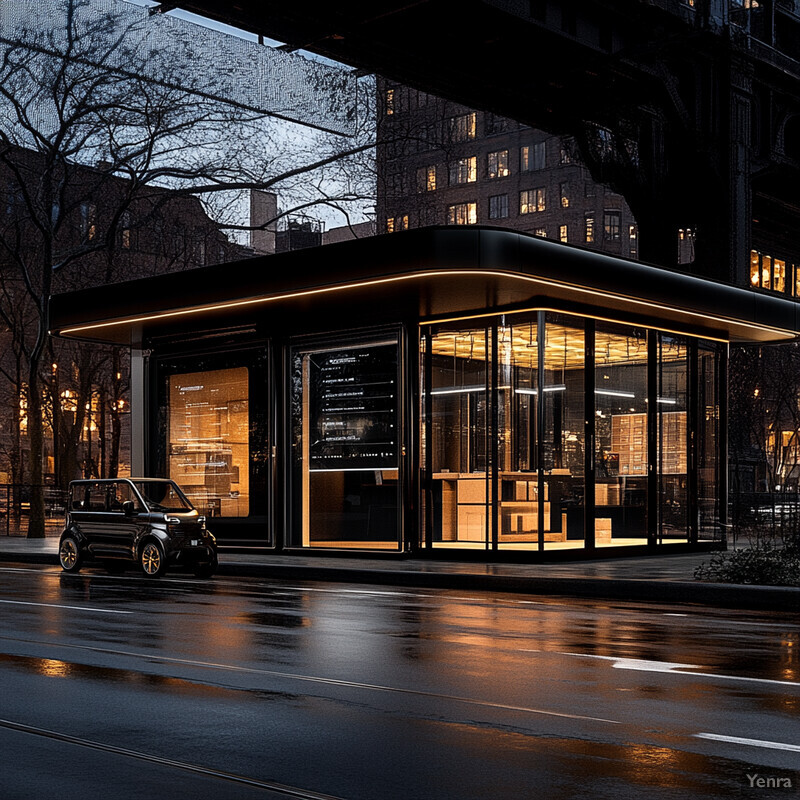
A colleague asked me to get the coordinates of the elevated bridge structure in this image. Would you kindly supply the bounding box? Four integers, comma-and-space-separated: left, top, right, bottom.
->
165, 0, 800, 286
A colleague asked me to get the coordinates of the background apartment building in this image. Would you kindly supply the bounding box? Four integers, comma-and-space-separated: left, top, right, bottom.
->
376, 80, 639, 260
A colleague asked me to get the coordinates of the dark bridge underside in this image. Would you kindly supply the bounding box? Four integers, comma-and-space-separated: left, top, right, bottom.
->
167, 1, 800, 285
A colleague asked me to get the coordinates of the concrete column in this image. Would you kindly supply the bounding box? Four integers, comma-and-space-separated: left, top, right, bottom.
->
130, 347, 148, 476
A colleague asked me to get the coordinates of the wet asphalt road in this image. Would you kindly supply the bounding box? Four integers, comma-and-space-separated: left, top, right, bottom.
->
0, 563, 797, 800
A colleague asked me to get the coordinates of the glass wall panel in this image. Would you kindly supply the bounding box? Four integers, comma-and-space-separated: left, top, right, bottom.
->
542, 314, 585, 549
594, 324, 648, 544
698, 341, 721, 539
290, 335, 401, 549
167, 367, 250, 517
429, 325, 489, 548
497, 317, 538, 548
657, 335, 688, 541
422, 313, 720, 554
495, 313, 586, 550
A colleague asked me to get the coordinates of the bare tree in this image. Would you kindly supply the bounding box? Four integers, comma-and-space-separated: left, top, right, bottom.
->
0, 0, 377, 536
729, 342, 800, 540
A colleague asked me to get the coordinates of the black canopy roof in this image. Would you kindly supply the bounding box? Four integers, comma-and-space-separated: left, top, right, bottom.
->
50, 226, 800, 346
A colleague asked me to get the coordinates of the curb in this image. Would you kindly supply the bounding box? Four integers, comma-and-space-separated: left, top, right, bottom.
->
3, 550, 796, 612
215, 562, 800, 612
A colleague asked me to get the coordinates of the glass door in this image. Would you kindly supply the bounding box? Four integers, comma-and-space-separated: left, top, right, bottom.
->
657, 334, 689, 542
594, 324, 649, 545
427, 324, 490, 548
289, 333, 402, 550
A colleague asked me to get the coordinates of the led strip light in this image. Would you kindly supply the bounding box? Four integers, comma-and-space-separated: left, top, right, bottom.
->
54, 268, 797, 343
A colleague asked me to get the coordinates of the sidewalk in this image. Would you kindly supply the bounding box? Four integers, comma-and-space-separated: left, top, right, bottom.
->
1, 535, 797, 612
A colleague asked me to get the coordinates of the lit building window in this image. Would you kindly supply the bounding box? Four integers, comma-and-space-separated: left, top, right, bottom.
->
750, 250, 760, 286
559, 224, 568, 242
448, 112, 477, 142
385, 88, 394, 115
521, 141, 546, 172
386, 215, 408, 233
487, 150, 510, 179
774, 258, 786, 292
520, 187, 546, 214
447, 202, 477, 225
752, 249, 792, 293
763, 253, 773, 290
560, 142, 573, 164
80, 201, 97, 242
585, 215, 595, 243
604, 210, 621, 240
449, 156, 477, 185
488, 194, 509, 219
763, 254, 773, 289
416, 165, 437, 192
534, 227, 547, 238
629, 224, 638, 257
560, 182, 570, 208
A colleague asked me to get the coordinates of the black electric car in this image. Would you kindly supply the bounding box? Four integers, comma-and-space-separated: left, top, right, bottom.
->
59, 478, 218, 578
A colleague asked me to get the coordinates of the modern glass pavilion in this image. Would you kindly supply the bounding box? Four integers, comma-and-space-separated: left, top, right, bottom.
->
50, 227, 800, 558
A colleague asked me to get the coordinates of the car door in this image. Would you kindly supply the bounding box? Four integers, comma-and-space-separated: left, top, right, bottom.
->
101, 481, 144, 558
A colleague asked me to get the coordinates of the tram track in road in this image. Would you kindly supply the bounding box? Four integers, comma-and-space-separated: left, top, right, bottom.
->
0, 717, 345, 799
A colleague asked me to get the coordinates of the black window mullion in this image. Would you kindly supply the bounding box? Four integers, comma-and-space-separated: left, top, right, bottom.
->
490, 323, 499, 551
688, 339, 699, 544
537, 312, 546, 552
647, 331, 658, 547
423, 328, 434, 550
585, 320, 596, 549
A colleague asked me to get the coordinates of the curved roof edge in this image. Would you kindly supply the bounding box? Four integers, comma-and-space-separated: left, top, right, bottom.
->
50, 226, 800, 345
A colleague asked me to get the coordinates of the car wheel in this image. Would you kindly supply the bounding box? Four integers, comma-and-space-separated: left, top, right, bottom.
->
140, 540, 167, 578
193, 553, 218, 578
59, 536, 82, 573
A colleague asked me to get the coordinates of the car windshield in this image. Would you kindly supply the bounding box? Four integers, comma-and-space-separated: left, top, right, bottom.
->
131, 481, 193, 512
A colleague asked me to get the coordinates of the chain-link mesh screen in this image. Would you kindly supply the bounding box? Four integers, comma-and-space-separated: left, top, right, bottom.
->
0, 0, 356, 135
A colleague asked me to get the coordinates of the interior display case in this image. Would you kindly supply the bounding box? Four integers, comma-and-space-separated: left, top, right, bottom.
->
167, 367, 250, 517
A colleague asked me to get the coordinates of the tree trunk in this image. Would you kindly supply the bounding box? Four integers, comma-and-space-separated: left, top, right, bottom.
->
26, 363, 45, 538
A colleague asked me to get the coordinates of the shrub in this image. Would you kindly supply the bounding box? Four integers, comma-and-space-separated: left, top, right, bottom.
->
694, 545, 800, 587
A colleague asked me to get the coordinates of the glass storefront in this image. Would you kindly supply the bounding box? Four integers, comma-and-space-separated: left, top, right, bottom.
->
289, 332, 402, 550
152, 316, 722, 555
422, 311, 723, 552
